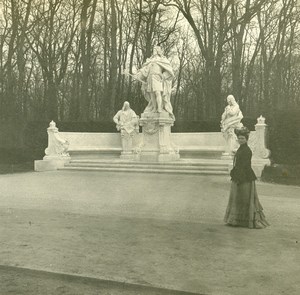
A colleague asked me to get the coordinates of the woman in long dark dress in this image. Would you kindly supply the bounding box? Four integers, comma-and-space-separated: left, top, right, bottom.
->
224, 127, 269, 229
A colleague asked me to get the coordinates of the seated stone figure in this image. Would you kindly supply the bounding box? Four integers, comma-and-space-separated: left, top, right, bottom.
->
220, 95, 244, 156
113, 101, 139, 157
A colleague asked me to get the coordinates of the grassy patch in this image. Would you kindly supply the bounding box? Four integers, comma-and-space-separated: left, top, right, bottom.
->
262, 164, 300, 186
0, 162, 34, 174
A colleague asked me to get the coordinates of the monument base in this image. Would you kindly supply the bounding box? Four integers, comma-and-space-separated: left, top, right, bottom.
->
138, 111, 180, 162
138, 150, 180, 162
251, 159, 271, 178
221, 152, 234, 160
120, 152, 140, 161
34, 156, 70, 171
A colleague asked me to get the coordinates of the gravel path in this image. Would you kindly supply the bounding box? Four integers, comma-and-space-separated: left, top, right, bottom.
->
0, 171, 300, 295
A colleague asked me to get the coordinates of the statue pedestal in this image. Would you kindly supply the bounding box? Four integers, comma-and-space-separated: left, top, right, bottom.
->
139, 111, 180, 162
119, 132, 140, 161
34, 121, 71, 171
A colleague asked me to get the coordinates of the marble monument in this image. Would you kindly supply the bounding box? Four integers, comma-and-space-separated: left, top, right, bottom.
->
220, 95, 243, 158
34, 120, 70, 171
113, 101, 139, 159
123, 45, 179, 162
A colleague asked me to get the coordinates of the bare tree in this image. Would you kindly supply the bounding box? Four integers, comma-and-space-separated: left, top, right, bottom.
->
27, 0, 78, 121
78, 0, 98, 121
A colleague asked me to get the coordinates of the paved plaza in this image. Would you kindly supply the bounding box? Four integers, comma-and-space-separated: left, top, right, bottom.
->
0, 171, 299, 295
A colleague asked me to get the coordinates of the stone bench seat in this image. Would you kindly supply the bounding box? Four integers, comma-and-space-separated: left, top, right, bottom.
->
60, 132, 226, 160
68, 146, 122, 152
179, 146, 223, 152
67, 145, 223, 152
66, 145, 223, 160
178, 146, 223, 159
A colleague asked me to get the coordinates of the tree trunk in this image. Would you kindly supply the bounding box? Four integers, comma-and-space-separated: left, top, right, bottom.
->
107, 0, 118, 119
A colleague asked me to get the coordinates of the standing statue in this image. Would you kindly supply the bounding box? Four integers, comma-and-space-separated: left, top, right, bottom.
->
113, 101, 139, 157
220, 95, 244, 156
123, 45, 175, 119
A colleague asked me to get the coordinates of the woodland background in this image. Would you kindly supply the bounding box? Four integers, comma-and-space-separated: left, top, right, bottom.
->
0, 0, 299, 168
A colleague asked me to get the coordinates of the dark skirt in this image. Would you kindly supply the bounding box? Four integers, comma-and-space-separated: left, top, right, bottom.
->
224, 181, 270, 229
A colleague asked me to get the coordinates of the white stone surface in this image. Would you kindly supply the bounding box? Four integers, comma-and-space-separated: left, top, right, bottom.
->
44, 121, 70, 158
34, 121, 71, 171
172, 132, 225, 151
139, 111, 179, 162
124, 46, 175, 118
60, 132, 227, 151
220, 95, 243, 156
56, 120, 270, 177
34, 159, 70, 171
113, 102, 139, 160
250, 115, 271, 159
61, 132, 123, 149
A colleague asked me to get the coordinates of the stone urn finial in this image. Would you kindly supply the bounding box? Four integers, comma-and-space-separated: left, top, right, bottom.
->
257, 115, 266, 125
49, 120, 56, 128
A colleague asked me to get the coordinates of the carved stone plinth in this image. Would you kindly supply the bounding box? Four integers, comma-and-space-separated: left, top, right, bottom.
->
248, 115, 271, 177
119, 132, 139, 160
138, 111, 180, 162
34, 121, 70, 171
113, 101, 140, 160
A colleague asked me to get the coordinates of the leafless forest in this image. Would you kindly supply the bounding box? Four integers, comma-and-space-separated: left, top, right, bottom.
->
0, 0, 299, 124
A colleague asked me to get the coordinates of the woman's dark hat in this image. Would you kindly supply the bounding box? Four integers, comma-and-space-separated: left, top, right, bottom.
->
234, 127, 250, 137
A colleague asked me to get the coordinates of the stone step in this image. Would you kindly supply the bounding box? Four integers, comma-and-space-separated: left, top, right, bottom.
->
67, 149, 223, 160
62, 158, 231, 175
59, 166, 229, 175
69, 158, 230, 166
65, 162, 228, 171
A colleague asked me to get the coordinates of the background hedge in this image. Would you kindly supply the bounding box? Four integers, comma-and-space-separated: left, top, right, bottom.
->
0, 114, 299, 166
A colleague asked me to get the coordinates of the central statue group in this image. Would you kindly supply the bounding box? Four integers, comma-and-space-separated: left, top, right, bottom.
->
123, 45, 175, 120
